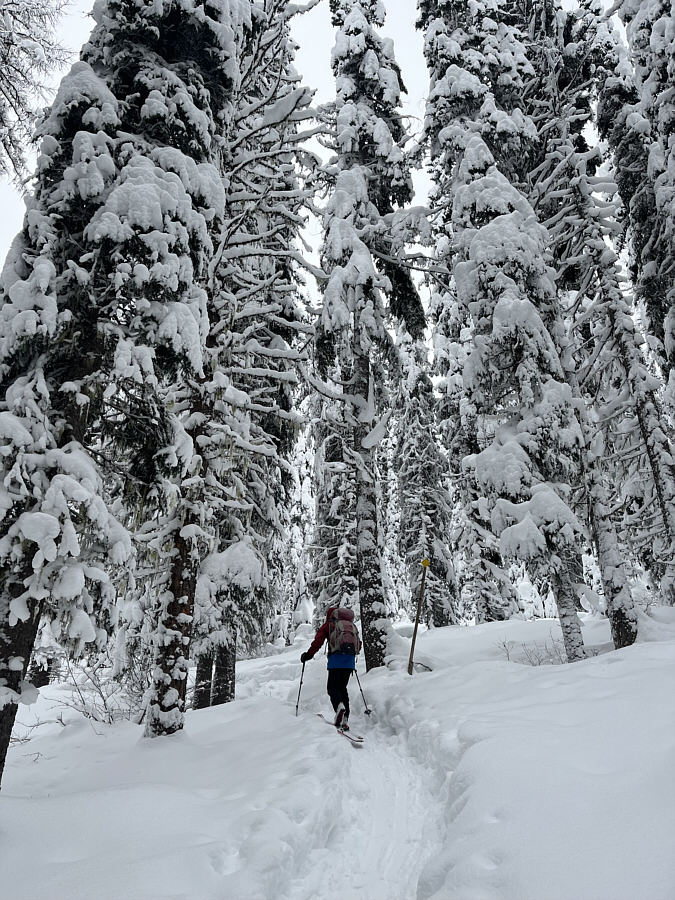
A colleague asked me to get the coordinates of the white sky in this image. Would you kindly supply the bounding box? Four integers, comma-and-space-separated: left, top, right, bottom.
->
0, 0, 428, 269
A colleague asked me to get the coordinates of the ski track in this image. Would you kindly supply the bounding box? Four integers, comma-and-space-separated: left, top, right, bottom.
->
287, 729, 444, 900
237, 656, 447, 900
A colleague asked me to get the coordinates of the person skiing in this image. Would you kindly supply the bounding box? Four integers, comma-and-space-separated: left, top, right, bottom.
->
300, 605, 361, 730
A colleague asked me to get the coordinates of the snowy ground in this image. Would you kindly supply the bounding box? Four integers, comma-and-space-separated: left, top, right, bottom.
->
2, 611, 675, 900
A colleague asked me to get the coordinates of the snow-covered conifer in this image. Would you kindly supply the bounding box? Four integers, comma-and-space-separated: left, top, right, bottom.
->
423, 0, 664, 647
0, 61, 145, 779
115, 0, 313, 721
596, 27, 661, 320
600, 1, 675, 392
312, 0, 424, 670
419, 0, 536, 182
419, 0, 535, 625
308, 406, 359, 621
0, 0, 66, 179
187, 0, 313, 705
521, 0, 675, 619
1, 0, 252, 743
429, 270, 520, 623
498, 3, 635, 642
453, 138, 587, 662
394, 332, 459, 627
286, 422, 315, 628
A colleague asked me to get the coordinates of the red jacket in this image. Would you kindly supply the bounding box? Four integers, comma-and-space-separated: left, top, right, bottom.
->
305, 620, 329, 659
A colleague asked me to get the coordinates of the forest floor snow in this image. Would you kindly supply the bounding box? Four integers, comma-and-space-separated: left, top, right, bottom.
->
2, 610, 675, 900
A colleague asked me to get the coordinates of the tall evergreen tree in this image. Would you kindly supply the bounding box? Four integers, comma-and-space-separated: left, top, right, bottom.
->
308, 402, 359, 620
518, 0, 675, 615
394, 331, 459, 627
429, 272, 520, 624
1, 0, 252, 745
419, 0, 589, 659
286, 420, 315, 628
313, 0, 424, 670
498, 1, 636, 641
189, 0, 313, 706
422, 0, 670, 645
0, 53, 150, 782
419, 0, 536, 626
601, 1, 675, 392
455, 138, 588, 662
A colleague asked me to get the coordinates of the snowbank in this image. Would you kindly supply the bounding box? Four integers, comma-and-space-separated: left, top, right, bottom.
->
374, 612, 675, 900
2, 613, 674, 900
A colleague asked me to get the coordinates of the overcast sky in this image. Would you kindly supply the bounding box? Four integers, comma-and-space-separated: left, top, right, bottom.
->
0, 0, 428, 269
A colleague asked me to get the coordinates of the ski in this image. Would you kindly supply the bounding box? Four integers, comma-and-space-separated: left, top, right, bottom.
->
337, 729, 363, 747
317, 713, 364, 744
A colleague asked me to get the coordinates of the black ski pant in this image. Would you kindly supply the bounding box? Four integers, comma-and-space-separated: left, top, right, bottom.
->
327, 668, 351, 716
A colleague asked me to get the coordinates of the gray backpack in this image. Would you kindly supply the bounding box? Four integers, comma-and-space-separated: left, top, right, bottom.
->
327, 606, 361, 656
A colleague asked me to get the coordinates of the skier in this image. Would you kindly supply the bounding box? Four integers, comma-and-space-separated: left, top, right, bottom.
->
300, 606, 361, 730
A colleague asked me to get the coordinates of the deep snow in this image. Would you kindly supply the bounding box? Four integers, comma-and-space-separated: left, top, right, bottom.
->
2, 611, 675, 900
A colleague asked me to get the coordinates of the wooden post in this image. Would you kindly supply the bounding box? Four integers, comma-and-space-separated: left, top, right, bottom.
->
408, 558, 430, 675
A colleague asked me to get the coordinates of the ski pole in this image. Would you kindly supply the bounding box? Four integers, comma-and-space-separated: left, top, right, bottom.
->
354, 669, 371, 715
295, 662, 305, 717
408, 558, 430, 675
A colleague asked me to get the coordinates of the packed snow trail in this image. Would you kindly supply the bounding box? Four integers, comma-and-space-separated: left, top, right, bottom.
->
285, 720, 444, 900
236, 642, 447, 900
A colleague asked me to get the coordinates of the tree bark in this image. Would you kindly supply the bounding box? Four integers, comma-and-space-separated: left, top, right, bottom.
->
0, 568, 43, 788
193, 653, 213, 710
564, 362, 639, 647
352, 350, 389, 671
144, 527, 196, 737
550, 559, 586, 662
589, 498, 639, 649
27, 660, 52, 690
211, 639, 236, 705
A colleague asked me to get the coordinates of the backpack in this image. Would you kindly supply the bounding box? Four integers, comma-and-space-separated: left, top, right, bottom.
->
327, 606, 361, 656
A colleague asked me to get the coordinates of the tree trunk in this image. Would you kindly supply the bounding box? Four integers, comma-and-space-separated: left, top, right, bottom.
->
27, 660, 52, 690
144, 528, 196, 737
193, 653, 213, 710
550, 559, 586, 662
567, 552, 586, 612
352, 350, 389, 671
211, 639, 236, 705
589, 496, 639, 649
563, 363, 639, 647
0, 571, 43, 789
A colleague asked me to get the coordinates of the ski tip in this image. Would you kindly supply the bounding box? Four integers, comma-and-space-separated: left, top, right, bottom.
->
338, 729, 364, 743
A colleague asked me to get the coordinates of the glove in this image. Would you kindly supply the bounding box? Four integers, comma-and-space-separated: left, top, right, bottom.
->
300, 652, 310, 664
